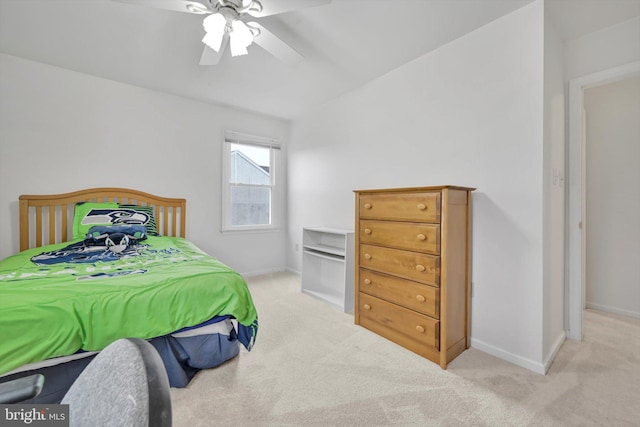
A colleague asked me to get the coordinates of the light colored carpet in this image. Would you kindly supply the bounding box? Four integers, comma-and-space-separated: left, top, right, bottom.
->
171, 272, 640, 426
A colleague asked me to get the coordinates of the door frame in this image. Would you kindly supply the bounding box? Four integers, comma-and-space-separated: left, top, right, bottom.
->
567, 60, 640, 340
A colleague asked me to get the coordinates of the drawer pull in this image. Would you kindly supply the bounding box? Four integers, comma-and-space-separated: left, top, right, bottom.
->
416, 294, 426, 302
416, 264, 426, 272
416, 325, 425, 333
364, 254, 372, 260
417, 234, 426, 241
364, 228, 372, 235
417, 203, 427, 211
363, 304, 371, 310
364, 203, 372, 209
364, 278, 371, 285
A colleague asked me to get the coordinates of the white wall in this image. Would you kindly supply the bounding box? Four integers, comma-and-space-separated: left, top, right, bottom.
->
542, 4, 566, 370
584, 75, 640, 318
565, 17, 640, 80
0, 53, 289, 276
287, 1, 548, 372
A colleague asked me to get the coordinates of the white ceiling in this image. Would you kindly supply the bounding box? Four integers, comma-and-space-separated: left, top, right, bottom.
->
1, 0, 639, 120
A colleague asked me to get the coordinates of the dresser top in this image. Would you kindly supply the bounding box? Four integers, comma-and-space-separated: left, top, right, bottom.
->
354, 185, 476, 194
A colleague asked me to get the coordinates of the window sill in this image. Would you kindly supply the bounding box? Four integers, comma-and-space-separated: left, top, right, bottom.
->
220, 226, 281, 235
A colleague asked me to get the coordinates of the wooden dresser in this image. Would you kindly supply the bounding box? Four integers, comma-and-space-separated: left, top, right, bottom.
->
354, 186, 474, 369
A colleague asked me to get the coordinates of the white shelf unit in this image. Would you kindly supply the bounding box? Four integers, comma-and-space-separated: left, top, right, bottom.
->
301, 227, 355, 313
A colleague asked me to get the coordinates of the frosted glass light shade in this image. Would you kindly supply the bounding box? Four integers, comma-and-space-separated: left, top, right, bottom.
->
229, 20, 254, 56
202, 13, 227, 52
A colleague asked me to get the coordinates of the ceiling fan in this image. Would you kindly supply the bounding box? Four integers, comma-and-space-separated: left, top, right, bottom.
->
114, 0, 332, 65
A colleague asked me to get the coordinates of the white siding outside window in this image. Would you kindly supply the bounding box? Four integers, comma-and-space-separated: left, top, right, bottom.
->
222, 130, 281, 232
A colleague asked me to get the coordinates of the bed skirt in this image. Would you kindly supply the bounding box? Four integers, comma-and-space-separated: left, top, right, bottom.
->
0, 319, 240, 403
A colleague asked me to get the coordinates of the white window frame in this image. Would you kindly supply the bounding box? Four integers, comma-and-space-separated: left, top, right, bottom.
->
221, 130, 281, 233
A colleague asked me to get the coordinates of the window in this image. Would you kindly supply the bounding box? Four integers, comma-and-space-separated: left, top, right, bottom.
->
222, 130, 281, 231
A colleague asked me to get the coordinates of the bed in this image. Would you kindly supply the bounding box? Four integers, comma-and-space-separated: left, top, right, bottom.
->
0, 188, 258, 402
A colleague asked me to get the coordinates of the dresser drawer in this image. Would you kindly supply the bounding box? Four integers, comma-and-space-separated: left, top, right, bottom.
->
360, 244, 440, 286
359, 269, 439, 318
359, 220, 440, 254
359, 192, 441, 223
358, 292, 439, 350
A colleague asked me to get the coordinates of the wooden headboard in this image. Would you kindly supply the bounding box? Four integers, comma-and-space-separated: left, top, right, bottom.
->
19, 188, 186, 251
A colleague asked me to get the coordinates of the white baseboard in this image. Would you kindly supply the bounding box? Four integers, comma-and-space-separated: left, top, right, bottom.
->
240, 267, 286, 278
543, 331, 566, 374
470, 338, 546, 375
471, 333, 566, 375
285, 267, 301, 276
585, 302, 640, 319
240, 267, 303, 278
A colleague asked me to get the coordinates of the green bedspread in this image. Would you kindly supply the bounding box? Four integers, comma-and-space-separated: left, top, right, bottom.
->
0, 236, 257, 376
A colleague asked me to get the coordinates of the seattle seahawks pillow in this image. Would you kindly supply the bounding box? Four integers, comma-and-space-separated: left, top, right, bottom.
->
72, 202, 160, 239
117, 205, 159, 236
72, 202, 119, 240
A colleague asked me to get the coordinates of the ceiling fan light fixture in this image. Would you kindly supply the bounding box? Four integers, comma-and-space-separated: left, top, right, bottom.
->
202, 13, 227, 52
229, 20, 254, 56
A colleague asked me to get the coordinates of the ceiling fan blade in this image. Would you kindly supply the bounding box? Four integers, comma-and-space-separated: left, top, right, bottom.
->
248, 22, 303, 65
200, 34, 228, 65
112, 0, 211, 14
247, 0, 331, 18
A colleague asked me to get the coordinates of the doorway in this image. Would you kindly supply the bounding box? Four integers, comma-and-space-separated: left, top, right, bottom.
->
567, 61, 640, 340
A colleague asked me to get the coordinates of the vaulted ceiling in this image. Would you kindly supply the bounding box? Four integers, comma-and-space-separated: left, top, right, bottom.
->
1, 0, 639, 120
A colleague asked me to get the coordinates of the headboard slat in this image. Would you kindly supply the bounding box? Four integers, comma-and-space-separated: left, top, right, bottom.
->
61, 206, 68, 243
19, 200, 29, 252
19, 188, 187, 252
172, 207, 177, 238
48, 205, 56, 246
35, 207, 43, 248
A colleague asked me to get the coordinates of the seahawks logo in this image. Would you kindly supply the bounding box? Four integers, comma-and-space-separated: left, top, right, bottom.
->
81, 208, 150, 226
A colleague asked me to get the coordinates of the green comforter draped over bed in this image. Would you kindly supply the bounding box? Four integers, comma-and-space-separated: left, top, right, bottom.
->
0, 236, 257, 376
